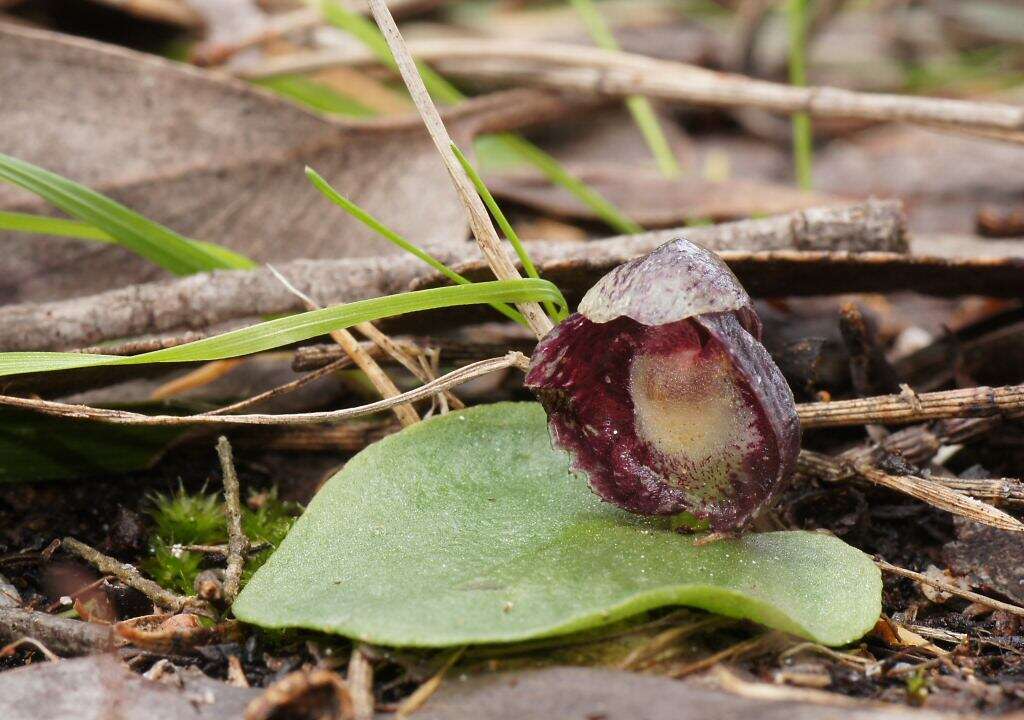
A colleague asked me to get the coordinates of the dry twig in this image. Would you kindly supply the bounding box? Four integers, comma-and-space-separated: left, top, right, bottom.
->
0, 353, 529, 427
395, 647, 466, 719
216, 437, 250, 604
0, 202, 904, 351
797, 451, 1024, 532
0, 606, 113, 657
367, 0, 552, 340
798, 383, 1024, 429
876, 560, 1024, 618
61, 537, 211, 615
348, 645, 375, 720
270, 265, 419, 427
245, 38, 1024, 142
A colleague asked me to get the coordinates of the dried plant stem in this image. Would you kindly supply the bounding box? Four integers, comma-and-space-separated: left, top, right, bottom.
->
364, 0, 553, 340
798, 383, 1024, 429
352, 321, 463, 409
150, 359, 244, 400
876, 560, 1024, 618
216, 437, 249, 604
206, 358, 352, 416
0, 201, 904, 352
0, 353, 529, 427
348, 646, 375, 720
668, 632, 780, 678
246, 39, 1024, 142
395, 647, 465, 719
797, 451, 1024, 533
61, 538, 210, 615
269, 266, 419, 427
0, 606, 112, 657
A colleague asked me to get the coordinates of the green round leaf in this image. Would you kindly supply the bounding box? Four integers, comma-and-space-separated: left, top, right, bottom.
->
234, 403, 880, 647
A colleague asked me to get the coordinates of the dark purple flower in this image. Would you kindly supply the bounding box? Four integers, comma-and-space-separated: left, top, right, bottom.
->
525, 238, 800, 532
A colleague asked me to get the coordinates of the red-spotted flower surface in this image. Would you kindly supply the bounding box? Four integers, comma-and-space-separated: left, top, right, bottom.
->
525, 238, 800, 532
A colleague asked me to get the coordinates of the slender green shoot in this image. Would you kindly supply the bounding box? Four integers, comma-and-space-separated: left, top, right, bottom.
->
319, 0, 462, 104
450, 144, 563, 322
0, 154, 255, 273
493, 134, 643, 234
569, 0, 680, 179
254, 74, 377, 116
305, 166, 528, 327
0, 279, 566, 379
318, 0, 641, 235
0, 210, 256, 268
787, 0, 813, 190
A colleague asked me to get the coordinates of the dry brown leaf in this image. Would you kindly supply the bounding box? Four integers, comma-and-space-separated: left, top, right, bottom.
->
0, 23, 467, 303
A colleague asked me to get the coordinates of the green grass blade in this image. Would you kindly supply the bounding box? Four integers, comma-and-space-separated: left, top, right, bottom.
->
0, 210, 256, 269
254, 74, 377, 116
787, 0, 813, 190
494, 134, 642, 234
0, 154, 256, 273
568, 0, 680, 179
450, 144, 563, 322
0, 279, 564, 379
304, 167, 530, 327
317, 0, 640, 234
319, 0, 463, 104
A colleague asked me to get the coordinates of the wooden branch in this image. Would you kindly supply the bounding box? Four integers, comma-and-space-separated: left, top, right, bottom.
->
216, 437, 249, 604
62, 538, 211, 616
798, 451, 1024, 533
0, 202, 904, 352
0, 353, 529, 427
365, 0, 552, 339
243, 38, 1024, 142
0, 606, 113, 657
799, 384, 1024, 429
877, 560, 1024, 618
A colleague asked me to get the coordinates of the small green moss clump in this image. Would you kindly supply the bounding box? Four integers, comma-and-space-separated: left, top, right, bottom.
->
142, 485, 299, 597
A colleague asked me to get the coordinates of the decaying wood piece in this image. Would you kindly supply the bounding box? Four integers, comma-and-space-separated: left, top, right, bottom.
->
0, 606, 113, 657
246, 38, 1024, 143
0, 202, 904, 352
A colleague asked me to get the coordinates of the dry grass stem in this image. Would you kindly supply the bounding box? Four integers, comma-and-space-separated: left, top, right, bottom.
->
876, 560, 1024, 618
395, 647, 466, 719
150, 359, 244, 400
364, 0, 553, 339
797, 451, 1023, 532
348, 646, 375, 720
216, 437, 250, 604
205, 358, 353, 416
798, 383, 1024, 429
667, 632, 781, 678
0, 353, 529, 427
61, 537, 210, 616
269, 265, 419, 427
245, 38, 1024, 142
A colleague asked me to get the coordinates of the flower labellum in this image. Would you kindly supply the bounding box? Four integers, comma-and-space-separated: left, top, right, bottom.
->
525, 238, 800, 532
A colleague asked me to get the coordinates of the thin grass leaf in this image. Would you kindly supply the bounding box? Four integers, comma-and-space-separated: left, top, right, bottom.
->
0, 153, 256, 273
319, 0, 462, 104
450, 144, 563, 322
0, 279, 565, 378
568, 0, 680, 179
304, 167, 529, 326
318, 0, 640, 234
492, 134, 643, 234
0, 210, 255, 268
254, 74, 377, 116
787, 0, 813, 190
